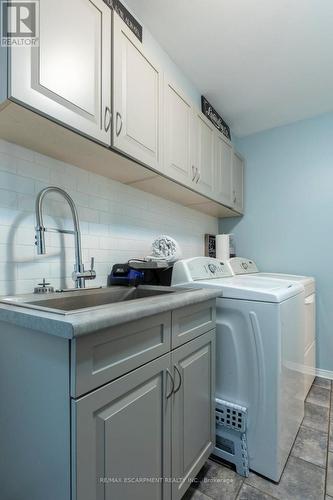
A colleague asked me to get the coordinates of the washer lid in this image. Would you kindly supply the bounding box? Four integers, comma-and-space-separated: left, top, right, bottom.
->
228, 257, 315, 295
256, 273, 315, 295
196, 275, 304, 302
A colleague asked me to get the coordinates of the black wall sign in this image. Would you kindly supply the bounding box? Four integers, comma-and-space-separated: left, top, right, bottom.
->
201, 96, 231, 140
103, 0, 143, 42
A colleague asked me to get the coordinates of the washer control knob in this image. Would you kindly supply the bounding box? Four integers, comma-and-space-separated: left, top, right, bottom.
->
208, 264, 217, 274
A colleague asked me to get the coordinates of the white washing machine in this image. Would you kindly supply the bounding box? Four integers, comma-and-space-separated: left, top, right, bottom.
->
228, 257, 316, 398
172, 257, 305, 482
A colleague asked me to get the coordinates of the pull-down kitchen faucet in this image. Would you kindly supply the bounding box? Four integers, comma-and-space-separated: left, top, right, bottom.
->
35, 186, 96, 289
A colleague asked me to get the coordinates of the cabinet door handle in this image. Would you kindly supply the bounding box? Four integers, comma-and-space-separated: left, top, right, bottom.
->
173, 365, 182, 394
192, 165, 197, 182
166, 369, 175, 399
104, 106, 112, 133
116, 112, 123, 136
233, 190, 237, 204
196, 170, 201, 184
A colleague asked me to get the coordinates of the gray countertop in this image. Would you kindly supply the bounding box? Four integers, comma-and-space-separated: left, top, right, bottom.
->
0, 287, 220, 339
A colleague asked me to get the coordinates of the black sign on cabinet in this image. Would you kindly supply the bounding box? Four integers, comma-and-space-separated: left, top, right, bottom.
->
201, 96, 231, 140
103, 0, 143, 42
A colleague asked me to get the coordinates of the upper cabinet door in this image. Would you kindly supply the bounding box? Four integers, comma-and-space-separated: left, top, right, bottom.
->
113, 14, 163, 173
232, 151, 244, 213
9, 0, 112, 145
193, 111, 215, 197
164, 78, 194, 185
215, 132, 233, 207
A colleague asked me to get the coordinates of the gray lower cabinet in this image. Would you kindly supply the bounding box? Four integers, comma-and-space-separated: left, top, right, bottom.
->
72, 353, 172, 500
72, 328, 216, 500
172, 300, 216, 349
172, 331, 216, 500
0, 301, 215, 500
71, 312, 171, 397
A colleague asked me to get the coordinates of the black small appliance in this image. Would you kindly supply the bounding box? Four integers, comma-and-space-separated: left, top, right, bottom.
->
108, 260, 173, 287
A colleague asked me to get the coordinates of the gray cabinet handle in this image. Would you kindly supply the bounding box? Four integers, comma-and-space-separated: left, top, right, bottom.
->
166, 369, 175, 399
173, 365, 182, 394
104, 106, 112, 132
116, 112, 123, 136
233, 190, 237, 204
196, 170, 201, 184
192, 165, 197, 182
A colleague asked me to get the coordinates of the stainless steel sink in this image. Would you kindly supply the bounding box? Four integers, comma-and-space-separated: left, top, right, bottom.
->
0, 286, 191, 315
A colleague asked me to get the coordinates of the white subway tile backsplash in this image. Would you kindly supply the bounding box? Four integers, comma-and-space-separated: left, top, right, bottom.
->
0, 140, 34, 161
0, 245, 7, 261
0, 208, 27, 227
11, 226, 33, 246
0, 189, 18, 209
49, 162, 77, 191
69, 190, 91, 209
17, 261, 50, 280
0, 153, 17, 173
0, 170, 35, 195
0, 262, 17, 281
17, 194, 35, 212
91, 197, 109, 213
77, 206, 99, 224
9, 244, 36, 262
88, 222, 109, 236
16, 158, 50, 182
76, 170, 91, 195
0, 140, 218, 295
93, 248, 113, 262
99, 235, 115, 250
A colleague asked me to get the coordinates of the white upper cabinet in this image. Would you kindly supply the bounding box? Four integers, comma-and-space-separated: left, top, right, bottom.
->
9, 0, 112, 145
113, 14, 163, 172
164, 78, 194, 186
232, 151, 244, 213
193, 110, 215, 197
214, 132, 233, 207
3, 1, 245, 216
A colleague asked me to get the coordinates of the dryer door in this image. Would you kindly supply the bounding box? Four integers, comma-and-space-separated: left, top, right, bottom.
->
215, 295, 304, 482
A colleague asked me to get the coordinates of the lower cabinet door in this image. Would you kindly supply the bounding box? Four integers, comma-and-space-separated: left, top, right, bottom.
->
72, 353, 171, 500
171, 330, 216, 500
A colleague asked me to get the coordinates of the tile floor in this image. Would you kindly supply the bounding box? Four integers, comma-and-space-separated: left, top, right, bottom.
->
183, 377, 333, 500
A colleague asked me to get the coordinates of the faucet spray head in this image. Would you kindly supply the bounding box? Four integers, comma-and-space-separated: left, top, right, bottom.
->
35, 226, 46, 255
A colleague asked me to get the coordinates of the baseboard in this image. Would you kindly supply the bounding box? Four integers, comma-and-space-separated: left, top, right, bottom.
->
316, 368, 333, 380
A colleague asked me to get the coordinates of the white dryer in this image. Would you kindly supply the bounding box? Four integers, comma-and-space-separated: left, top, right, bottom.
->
228, 257, 316, 397
172, 257, 305, 482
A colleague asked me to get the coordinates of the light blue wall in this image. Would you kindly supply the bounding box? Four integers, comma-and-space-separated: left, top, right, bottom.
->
220, 112, 333, 372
